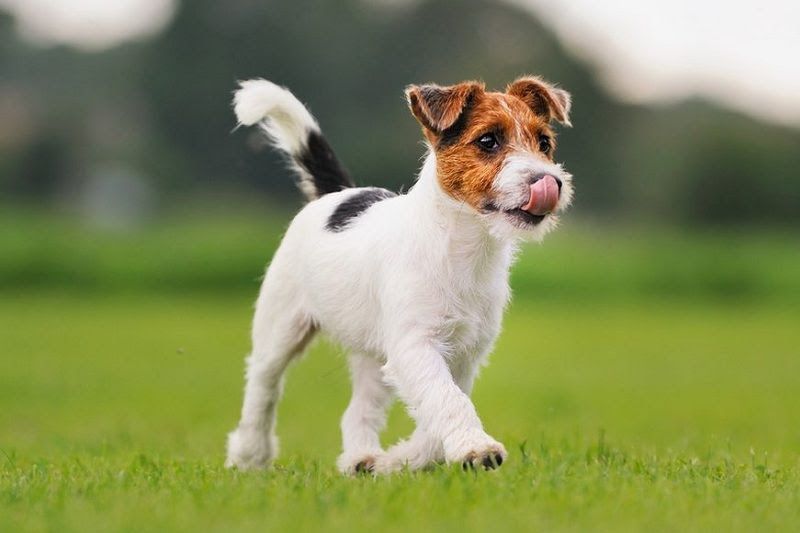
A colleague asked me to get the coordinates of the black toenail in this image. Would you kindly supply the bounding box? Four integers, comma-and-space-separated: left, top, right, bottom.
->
495, 454, 503, 466
482, 455, 496, 469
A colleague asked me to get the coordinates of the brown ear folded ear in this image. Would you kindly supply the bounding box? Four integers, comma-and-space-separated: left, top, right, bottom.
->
405, 82, 484, 133
507, 76, 572, 126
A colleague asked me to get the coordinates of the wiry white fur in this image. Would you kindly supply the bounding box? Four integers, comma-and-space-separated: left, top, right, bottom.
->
486, 152, 574, 241
226, 82, 573, 475
233, 79, 321, 199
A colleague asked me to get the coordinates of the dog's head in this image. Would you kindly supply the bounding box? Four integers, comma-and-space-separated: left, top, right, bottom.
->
406, 76, 573, 240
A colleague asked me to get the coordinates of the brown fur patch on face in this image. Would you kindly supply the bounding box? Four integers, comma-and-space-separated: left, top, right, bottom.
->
431, 91, 556, 210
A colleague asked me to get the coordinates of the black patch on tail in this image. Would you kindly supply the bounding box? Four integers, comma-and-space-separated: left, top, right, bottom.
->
297, 131, 354, 197
326, 187, 397, 232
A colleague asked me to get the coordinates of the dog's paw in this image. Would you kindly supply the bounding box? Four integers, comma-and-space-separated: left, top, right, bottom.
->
371, 432, 444, 474
370, 454, 403, 475
225, 426, 276, 470
337, 450, 383, 476
444, 430, 507, 471
460, 445, 506, 471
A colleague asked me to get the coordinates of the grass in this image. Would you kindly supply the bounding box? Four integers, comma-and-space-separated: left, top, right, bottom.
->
1, 211, 799, 531
2, 294, 799, 531
2, 207, 799, 303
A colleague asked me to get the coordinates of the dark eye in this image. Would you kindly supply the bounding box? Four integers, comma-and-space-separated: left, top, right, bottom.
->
476, 132, 500, 151
538, 135, 551, 154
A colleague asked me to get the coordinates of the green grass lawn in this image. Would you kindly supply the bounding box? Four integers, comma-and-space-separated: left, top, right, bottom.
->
1, 211, 799, 530
2, 290, 799, 531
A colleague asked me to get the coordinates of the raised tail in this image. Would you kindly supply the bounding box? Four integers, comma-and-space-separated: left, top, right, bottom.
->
233, 79, 353, 201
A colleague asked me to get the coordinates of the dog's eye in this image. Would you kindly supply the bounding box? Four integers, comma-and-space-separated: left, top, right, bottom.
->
476, 133, 500, 151
538, 135, 551, 154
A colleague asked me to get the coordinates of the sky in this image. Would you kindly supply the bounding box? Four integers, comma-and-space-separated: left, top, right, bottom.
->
1, 0, 798, 127
514, 0, 800, 127
0, 0, 176, 50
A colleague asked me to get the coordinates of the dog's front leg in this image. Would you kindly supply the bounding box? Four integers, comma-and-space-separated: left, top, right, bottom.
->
382, 341, 506, 470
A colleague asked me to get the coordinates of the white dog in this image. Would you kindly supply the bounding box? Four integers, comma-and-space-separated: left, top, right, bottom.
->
225, 76, 573, 474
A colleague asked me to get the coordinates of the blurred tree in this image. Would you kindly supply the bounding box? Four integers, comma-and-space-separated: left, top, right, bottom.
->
0, 0, 797, 226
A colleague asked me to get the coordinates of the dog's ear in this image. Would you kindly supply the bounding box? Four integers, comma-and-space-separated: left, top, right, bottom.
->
405, 82, 484, 134
506, 76, 572, 126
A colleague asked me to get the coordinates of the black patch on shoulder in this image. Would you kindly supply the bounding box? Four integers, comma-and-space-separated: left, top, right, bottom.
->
297, 131, 355, 196
326, 188, 397, 232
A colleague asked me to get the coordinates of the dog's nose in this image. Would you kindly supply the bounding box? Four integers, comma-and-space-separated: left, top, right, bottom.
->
531, 173, 562, 191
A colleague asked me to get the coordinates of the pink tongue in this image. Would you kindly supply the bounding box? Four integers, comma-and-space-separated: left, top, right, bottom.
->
523, 175, 560, 215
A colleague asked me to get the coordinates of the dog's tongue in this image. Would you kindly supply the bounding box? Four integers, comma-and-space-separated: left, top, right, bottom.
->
522, 175, 560, 215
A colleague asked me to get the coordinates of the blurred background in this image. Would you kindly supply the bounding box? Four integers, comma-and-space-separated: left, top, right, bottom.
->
2, 0, 800, 224
1, 0, 799, 478
0, 0, 798, 294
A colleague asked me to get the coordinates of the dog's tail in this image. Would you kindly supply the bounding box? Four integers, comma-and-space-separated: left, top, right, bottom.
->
233, 79, 353, 201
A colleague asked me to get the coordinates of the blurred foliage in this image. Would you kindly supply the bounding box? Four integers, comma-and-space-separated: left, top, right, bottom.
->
2, 208, 798, 306
0, 0, 798, 226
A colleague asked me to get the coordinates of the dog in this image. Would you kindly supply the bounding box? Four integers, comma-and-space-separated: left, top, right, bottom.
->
225, 76, 573, 474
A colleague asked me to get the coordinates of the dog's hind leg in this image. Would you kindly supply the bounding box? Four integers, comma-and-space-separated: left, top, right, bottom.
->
337, 354, 393, 475
225, 282, 316, 470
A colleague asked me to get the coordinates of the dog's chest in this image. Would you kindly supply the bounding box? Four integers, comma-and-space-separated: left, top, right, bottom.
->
435, 271, 509, 358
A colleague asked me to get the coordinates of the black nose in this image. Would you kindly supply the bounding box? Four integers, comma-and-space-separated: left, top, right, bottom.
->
530, 173, 562, 191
